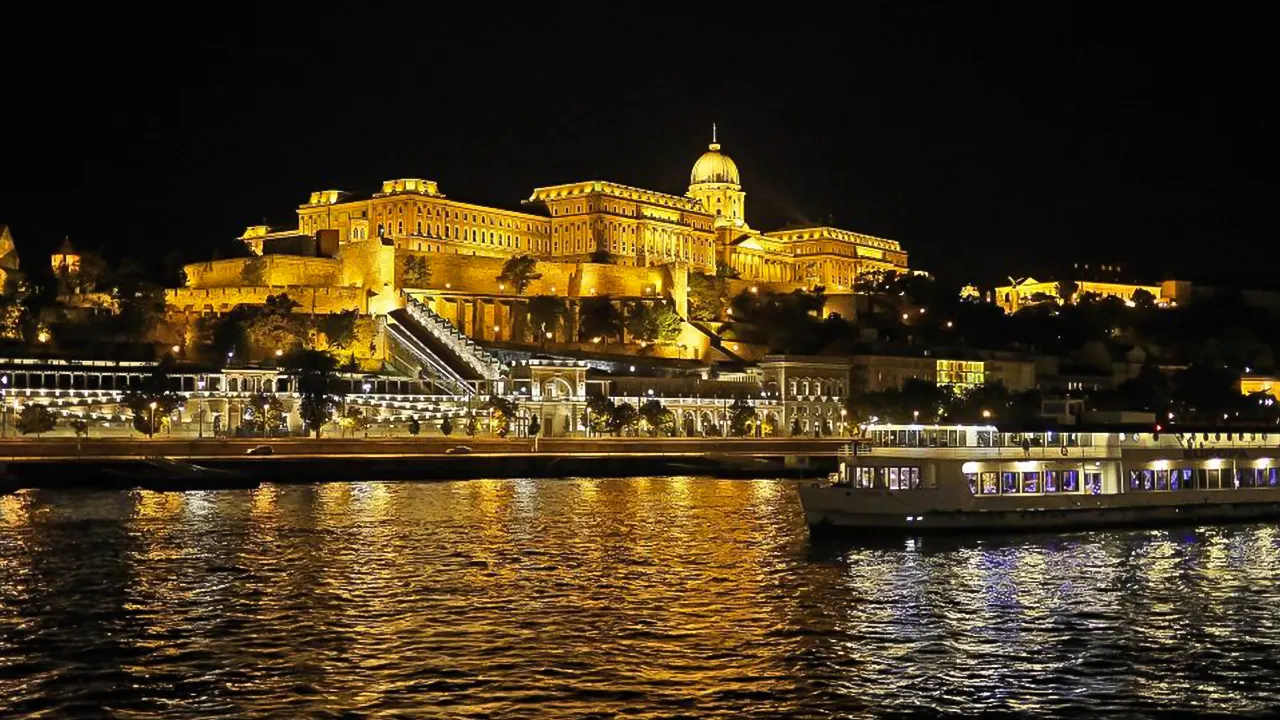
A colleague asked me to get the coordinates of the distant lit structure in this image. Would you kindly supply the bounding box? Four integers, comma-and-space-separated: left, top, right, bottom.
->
993, 276, 1166, 313
50, 236, 80, 277
0, 224, 19, 290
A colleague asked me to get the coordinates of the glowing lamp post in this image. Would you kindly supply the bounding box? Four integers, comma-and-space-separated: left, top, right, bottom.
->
148, 401, 157, 440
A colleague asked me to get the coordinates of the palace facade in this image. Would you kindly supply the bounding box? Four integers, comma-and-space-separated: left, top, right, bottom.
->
226, 133, 908, 293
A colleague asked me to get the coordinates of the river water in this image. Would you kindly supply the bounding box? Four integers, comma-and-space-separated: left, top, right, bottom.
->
2, 478, 1279, 718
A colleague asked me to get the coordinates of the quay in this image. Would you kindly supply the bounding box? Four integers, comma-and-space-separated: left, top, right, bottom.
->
1, 437, 846, 488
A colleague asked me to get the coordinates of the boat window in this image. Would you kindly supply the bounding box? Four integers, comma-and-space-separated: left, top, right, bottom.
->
1021, 472, 1041, 493
981, 472, 999, 495
966, 473, 977, 494
1155, 470, 1170, 491
1045, 470, 1059, 493
1002, 472, 1020, 494
1085, 472, 1102, 495
1062, 470, 1080, 492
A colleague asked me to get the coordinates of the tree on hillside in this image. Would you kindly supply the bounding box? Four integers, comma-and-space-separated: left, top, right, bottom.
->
626, 302, 683, 344
402, 255, 433, 287
16, 404, 56, 437
527, 414, 541, 438
70, 418, 90, 438
282, 348, 344, 438
726, 287, 829, 354
440, 415, 454, 436
496, 255, 541, 294
240, 257, 267, 285
579, 296, 623, 344
527, 295, 567, 342
1056, 280, 1080, 305
317, 309, 359, 350
1131, 288, 1157, 310
246, 294, 306, 354
407, 417, 421, 436
687, 272, 726, 321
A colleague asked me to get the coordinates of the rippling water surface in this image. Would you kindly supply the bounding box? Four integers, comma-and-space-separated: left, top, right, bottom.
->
3, 478, 1280, 718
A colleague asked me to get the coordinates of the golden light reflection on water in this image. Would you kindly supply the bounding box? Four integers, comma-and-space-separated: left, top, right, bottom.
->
3, 482, 1280, 717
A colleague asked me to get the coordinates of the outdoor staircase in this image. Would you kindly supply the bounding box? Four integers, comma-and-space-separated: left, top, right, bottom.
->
386, 298, 505, 397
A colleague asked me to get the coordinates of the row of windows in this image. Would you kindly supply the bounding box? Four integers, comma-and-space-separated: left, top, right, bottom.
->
1127, 467, 1280, 491
378, 203, 537, 232
848, 466, 922, 490
374, 222, 549, 253
789, 379, 846, 398
966, 470, 1104, 495
868, 429, 1096, 449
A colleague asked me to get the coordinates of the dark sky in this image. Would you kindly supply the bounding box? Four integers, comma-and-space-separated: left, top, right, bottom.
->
2, 5, 1273, 288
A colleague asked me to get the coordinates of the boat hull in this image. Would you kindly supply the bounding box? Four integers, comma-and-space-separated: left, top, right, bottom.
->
800, 486, 1280, 534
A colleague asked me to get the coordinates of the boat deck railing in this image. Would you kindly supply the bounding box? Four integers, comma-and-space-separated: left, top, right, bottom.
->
842, 445, 1113, 461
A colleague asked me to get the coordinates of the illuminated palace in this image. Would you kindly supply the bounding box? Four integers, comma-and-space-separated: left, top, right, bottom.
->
194, 133, 909, 328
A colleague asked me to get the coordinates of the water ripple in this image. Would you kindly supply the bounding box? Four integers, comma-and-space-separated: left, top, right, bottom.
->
2, 480, 1280, 718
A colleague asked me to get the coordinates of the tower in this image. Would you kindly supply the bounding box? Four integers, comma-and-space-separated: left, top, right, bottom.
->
51, 236, 80, 277
687, 124, 746, 230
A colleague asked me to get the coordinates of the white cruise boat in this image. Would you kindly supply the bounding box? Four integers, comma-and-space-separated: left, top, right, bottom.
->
799, 423, 1280, 534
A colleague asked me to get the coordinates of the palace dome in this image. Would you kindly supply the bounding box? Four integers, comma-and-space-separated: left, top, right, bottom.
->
690, 142, 740, 185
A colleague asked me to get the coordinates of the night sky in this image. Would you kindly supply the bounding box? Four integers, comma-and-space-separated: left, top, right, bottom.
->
2, 5, 1272, 288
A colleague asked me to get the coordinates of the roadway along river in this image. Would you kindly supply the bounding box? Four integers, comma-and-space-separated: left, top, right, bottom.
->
2, 479, 1280, 718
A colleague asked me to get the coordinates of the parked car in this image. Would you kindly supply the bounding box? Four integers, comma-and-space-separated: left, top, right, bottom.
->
245, 445, 274, 456
445, 446, 473, 455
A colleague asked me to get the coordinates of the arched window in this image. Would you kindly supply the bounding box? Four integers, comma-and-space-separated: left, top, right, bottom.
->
416, 221, 422, 235
377, 223, 384, 237
397, 221, 404, 235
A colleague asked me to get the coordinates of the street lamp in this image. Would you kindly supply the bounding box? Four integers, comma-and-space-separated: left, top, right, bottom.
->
841, 408, 848, 436
148, 401, 157, 439
981, 409, 991, 419
1, 374, 7, 438
263, 404, 270, 439
912, 409, 919, 424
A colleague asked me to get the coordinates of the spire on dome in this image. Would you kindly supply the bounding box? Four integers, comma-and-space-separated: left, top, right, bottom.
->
710, 122, 720, 151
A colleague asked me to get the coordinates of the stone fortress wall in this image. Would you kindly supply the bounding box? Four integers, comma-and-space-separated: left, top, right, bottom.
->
186, 256, 343, 288
166, 286, 367, 315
